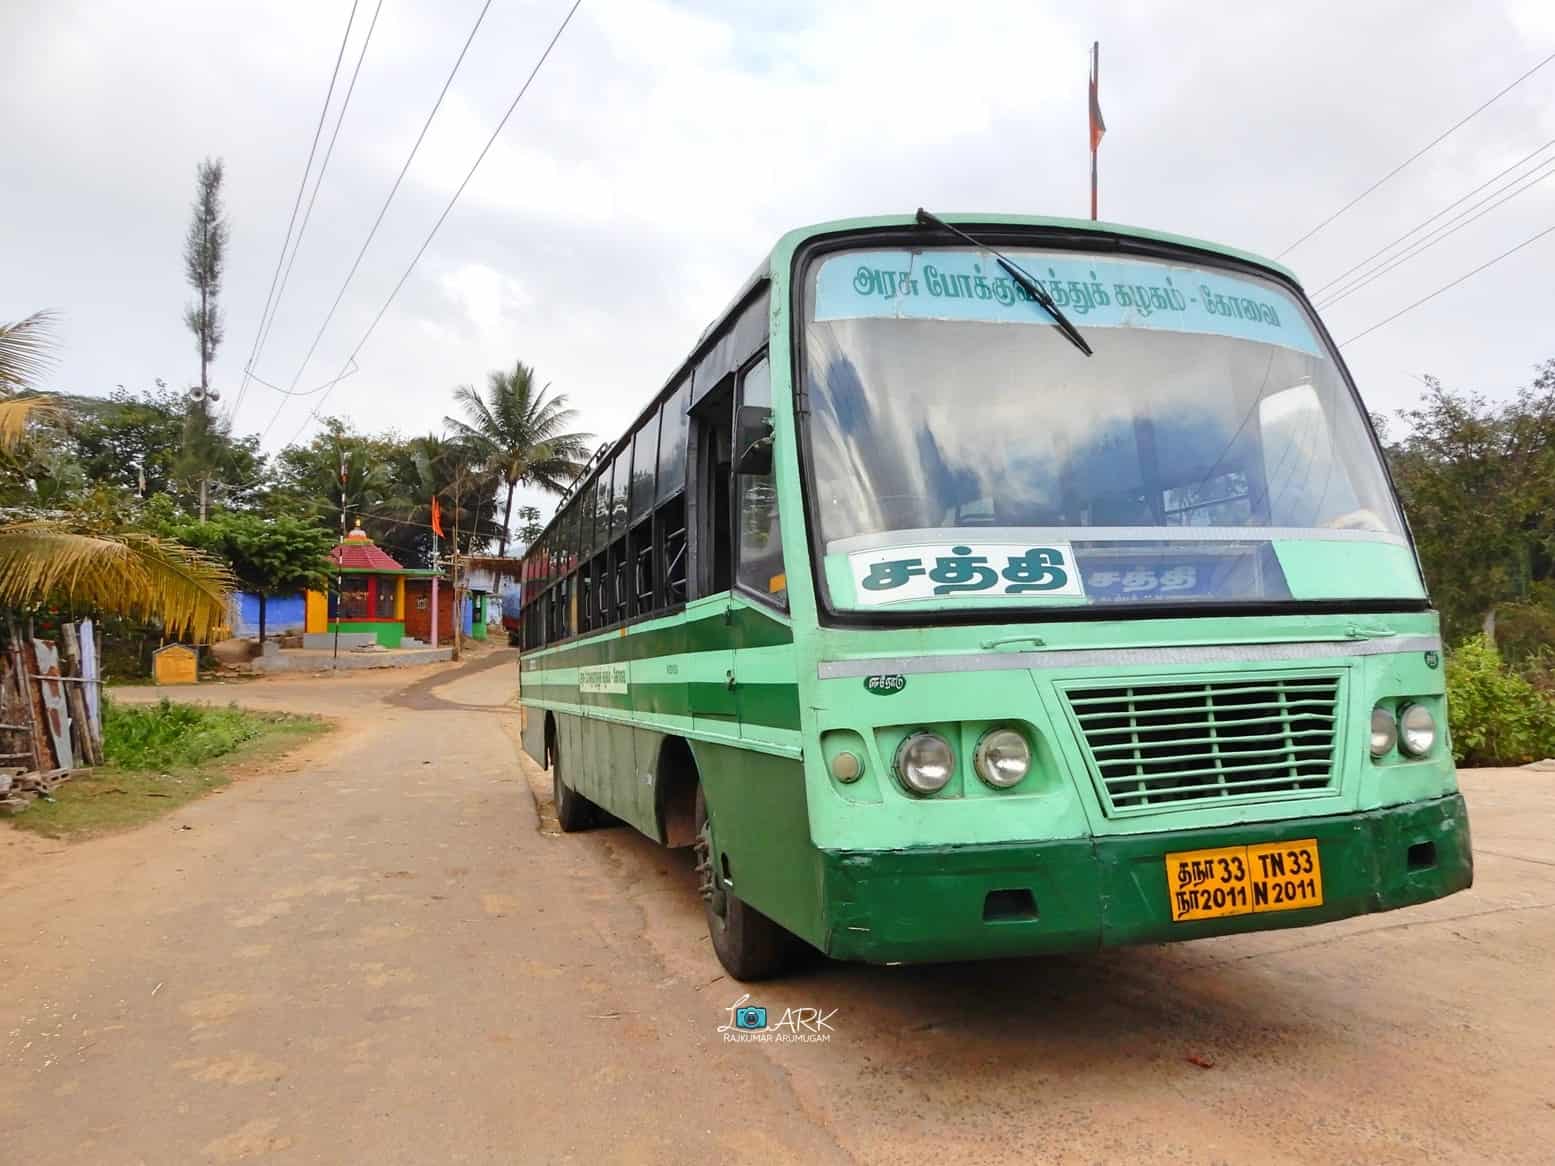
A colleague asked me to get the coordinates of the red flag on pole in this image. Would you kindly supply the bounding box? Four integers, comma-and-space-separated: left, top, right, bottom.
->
431, 496, 445, 539
1089, 41, 1104, 220
1088, 43, 1105, 153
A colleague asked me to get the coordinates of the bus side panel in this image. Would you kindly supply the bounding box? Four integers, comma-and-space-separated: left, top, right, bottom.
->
691, 739, 826, 951
602, 720, 658, 839
520, 696, 547, 766
628, 726, 664, 834
566, 712, 658, 841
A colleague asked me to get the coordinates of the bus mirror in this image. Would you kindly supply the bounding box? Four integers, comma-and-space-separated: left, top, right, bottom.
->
735, 405, 774, 475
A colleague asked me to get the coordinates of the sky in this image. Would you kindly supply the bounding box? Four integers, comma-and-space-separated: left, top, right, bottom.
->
5, 0, 1555, 523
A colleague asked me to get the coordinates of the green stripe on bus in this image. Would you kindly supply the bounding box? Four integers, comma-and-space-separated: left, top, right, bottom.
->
521, 680, 801, 731
520, 603, 792, 672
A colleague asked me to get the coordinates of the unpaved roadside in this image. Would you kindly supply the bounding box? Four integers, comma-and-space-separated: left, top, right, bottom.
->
0, 651, 848, 1164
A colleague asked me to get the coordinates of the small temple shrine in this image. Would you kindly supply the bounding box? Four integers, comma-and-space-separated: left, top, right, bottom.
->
303, 522, 444, 648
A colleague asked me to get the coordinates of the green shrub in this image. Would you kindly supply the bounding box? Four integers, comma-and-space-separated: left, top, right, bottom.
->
1489, 597, 1555, 666
102, 697, 270, 771
1445, 636, 1555, 766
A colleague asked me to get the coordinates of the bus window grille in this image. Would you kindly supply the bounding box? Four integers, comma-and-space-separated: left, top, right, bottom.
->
1064, 675, 1340, 816
665, 526, 688, 602
636, 544, 655, 610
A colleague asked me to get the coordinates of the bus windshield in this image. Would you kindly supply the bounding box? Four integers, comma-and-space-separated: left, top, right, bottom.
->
800, 245, 1418, 612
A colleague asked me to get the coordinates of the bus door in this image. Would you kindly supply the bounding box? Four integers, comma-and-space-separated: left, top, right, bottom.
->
729, 354, 795, 750
688, 375, 738, 737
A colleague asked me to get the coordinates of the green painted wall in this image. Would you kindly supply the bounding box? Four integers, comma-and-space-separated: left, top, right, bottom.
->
328, 620, 404, 648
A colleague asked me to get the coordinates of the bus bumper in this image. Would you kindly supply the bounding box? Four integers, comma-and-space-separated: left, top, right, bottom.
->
819, 794, 1472, 964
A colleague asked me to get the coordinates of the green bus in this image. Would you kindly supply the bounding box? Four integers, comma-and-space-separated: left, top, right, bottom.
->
517, 211, 1472, 980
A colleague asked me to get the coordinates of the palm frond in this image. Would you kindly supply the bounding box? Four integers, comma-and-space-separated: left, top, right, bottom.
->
0, 312, 58, 393
453, 382, 501, 439
0, 522, 234, 642
0, 397, 56, 452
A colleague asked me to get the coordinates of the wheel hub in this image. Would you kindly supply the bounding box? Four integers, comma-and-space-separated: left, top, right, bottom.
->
693, 820, 727, 919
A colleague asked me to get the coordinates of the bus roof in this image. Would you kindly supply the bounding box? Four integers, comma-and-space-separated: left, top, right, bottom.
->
764, 212, 1301, 288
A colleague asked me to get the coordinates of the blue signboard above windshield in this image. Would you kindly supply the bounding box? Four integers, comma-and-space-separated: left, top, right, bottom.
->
814, 249, 1322, 356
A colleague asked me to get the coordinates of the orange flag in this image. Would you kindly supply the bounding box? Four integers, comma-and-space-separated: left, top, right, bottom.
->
431, 496, 445, 539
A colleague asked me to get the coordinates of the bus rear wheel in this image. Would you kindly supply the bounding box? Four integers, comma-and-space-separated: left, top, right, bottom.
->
693, 785, 794, 981
550, 733, 596, 833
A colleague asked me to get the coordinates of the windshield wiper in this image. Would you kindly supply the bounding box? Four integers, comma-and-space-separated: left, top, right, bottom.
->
914, 208, 1093, 357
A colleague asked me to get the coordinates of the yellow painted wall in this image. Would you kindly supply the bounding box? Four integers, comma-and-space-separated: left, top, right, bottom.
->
305, 589, 328, 634
395, 577, 406, 619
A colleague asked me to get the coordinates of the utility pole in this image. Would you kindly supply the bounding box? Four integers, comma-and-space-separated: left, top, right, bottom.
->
430, 538, 440, 650
452, 463, 463, 662
333, 445, 346, 664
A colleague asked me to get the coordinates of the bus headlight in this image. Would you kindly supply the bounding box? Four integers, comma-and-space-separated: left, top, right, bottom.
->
1398, 703, 1436, 757
893, 732, 954, 795
973, 728, 1031, 788
1370, 706, 1397, 758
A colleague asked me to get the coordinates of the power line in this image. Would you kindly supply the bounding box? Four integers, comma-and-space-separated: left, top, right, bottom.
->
1277, 49, 1555, 258
1318, 151, 1555, 310
229, 1, 361, 424
1338, 219, 1555, 347
281, 0, 584, 449
263, 0, 496, 424
1309, 133, 1555, 297
248, 0, 386, 392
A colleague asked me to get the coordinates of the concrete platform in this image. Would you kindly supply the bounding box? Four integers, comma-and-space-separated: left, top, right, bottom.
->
301, 632, 380, 651
252, 645, 454, 672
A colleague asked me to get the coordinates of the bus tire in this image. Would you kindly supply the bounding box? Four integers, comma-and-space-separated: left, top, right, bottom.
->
694, 785, 794, 981
550, 730, 596, 833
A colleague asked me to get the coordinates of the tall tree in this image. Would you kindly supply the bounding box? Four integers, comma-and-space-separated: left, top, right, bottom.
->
68, 385, 265, 511
1385, 367, 1555, 646
445, 361, 591, 556
182, 157, 229, 521
385, 433, 502, 564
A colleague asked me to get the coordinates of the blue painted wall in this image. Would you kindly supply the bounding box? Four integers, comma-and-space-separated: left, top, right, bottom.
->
231, 592, 307, 638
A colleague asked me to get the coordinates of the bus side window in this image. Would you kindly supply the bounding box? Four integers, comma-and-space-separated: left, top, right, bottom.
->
735, 356, 785, 608
655, 379, 690, 607
593, 458, 615, 627
610, 447, 631, 623
628, 416, 657, 617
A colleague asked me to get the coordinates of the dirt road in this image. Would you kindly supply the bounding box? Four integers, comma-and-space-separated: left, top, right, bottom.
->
3, 651, 1553, 1164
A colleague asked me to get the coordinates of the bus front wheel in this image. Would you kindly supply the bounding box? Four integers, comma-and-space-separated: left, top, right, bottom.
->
693, 785, 794, 981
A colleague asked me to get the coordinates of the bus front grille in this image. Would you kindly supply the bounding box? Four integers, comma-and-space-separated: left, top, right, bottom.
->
1063, 675, 1341, 814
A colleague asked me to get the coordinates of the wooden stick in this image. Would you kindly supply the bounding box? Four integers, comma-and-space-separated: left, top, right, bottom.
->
7, 618, 45, 774
60, 624, 102, 767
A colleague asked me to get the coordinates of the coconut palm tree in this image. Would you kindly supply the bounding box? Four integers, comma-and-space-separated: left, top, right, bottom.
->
0, 313, 232, 641
445, 361, 591, 556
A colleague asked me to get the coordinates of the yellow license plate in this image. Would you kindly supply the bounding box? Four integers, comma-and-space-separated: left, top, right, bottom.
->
1165, 838, 1324, 922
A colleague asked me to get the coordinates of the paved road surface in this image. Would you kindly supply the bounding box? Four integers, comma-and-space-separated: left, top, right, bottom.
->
2, 650, 1553, 1164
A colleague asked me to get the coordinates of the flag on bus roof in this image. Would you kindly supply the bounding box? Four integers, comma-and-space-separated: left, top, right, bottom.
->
1089, 42, 1105, 154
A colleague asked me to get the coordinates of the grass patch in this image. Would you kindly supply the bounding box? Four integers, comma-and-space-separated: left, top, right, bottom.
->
7, 698, 327, 840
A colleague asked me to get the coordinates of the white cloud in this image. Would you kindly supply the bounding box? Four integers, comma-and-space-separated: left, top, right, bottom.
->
7, 0, 1555, 497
